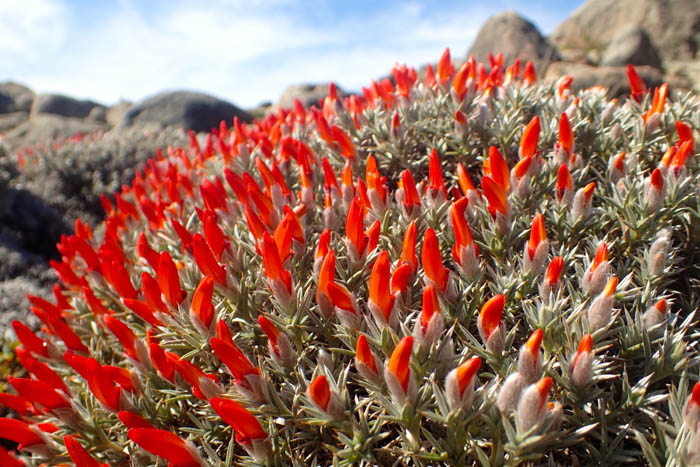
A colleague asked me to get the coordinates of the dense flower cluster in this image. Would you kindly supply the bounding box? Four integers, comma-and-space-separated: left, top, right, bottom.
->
0, 51, 698, 465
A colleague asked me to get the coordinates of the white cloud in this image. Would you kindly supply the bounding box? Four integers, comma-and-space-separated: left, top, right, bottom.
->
3, 0, 580, 109
0, 0, 67, 61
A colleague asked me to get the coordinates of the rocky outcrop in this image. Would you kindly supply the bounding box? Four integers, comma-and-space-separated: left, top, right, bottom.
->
31, 93, 105, 119
3, 114, 107, 151
119, 91, 252, 133
0, 82, 34, 113
599, 25, 663, 69
550, 0, 700, 65
467, 11, 560, 68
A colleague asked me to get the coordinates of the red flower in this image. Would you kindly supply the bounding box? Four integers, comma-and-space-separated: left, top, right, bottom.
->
128, 428, 202, 467
209, 397, 267, 443
309, 375, 331, 411
64, 434, 104, 467
421, 228, 449, 293
190, 275, 215, 330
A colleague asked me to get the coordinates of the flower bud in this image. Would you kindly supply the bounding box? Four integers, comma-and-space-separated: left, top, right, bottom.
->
523, 213, 548, 275
582, 242, 610, 296
384, 337, 416, 407
570, 334, 593, 388
643, 168, 665, 212
445, 357, 481, 412
517, 377, 552, 432
570, 182, 595, 221
587, 277, 618, 331
413, 285, 444, 347
309, 375, 344, 419
647, 229, 671, 275
355, 334, 383, 384
517, 329, 543, 384
497, 372, 524, 415
642, 299, 667, 331
477, 295, 505, 354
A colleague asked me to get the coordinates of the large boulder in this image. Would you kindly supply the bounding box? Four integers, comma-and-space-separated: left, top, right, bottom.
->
276, 83, 345, 110
0, 82, 34, 113
3, 114, 106, 152
467, 11, 560, 69
120, 91, 251, 133
599, 25, 663, 69
550, 0, 700, 66
31, 93, 105, 119
545, 62, 665, 97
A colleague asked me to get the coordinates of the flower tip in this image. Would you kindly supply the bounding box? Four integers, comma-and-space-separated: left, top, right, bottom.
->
578, 333, 593, 354
456, 356, 481, 394
526, 329, 543, 356
309, 375, 331, 411
604, 276, 618, 297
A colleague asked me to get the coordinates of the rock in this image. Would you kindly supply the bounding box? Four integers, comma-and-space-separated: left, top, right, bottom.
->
600, 25, 663, 69
665, 60, 700, 94
3, 115, 107, 152
545, 62, 665, 97
467, 11, 560, 69
120, 91, 251, 133
106, 101, 132, 127
31, 93, 105, 119
276, 83, 344, 110
87, 105, 107, 124
0, 82, 34, 113
550, 0, 700, 65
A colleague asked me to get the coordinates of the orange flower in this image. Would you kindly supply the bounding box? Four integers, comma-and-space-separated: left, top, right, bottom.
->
558, 112, 573, 155
369, 251, 395, 322
345, 197, 368, 257
401, 221, 418, 273
520, 116, 540, 159
421, 228, 449, 292
478, 295, 504, 341
437, 48, 453, 87
356, 334, 377, 375
456, 356, 481, 396
388, 336, 413, 392
103, 315, 141, 363
331, 125, 355, 159
400, 169, 421, 211
420, 284, 441, 333
261, 232, 292, 294
545, 256, 564, 286
482, 176, 507, 217
527, 213, 547, 261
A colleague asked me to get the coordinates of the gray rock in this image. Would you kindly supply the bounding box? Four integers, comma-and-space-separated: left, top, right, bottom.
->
550, 0, 700, 65
544, 62, 665, 97
31, 93, 105, 119
276, 83, 345, 110
120, 91, 251, 133
106, 101, 132, 127
4, 114, 107, 152
87, 105, 107, 123
467, 10, 560, 69
600, 25, 663, 69
0, 82, 34, 113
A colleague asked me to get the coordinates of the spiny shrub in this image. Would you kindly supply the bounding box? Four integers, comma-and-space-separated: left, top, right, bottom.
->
0, 51, 698, 466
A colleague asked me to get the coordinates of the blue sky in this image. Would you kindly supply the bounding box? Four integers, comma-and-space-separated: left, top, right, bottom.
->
0, 0, 585, 108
